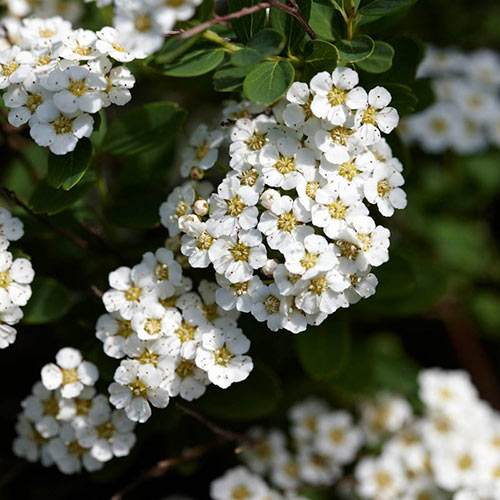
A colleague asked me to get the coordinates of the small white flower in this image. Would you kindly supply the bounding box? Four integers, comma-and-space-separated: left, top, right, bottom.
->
215, 274, 263, 314
250, 282, 289, 332
210, 466, 269, 500
0, 251, 34, 306
159, 183, 196, 236
60, 28, 99, 61
95, 312, 135, 359
131, 300, 182, 341
96, 26, 143, 62
0, 45, 33, 89
297, 446, 341, 486
180, 218, 218, 268
161, 355, 209, 401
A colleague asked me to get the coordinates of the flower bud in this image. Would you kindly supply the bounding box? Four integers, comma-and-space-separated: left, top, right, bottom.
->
260, 189, 280, 209
193, 198, 208, 217
165, 235, 181, 252
178, 214, 200, 233
261, 258, 279, 277
190, 166, 204, 180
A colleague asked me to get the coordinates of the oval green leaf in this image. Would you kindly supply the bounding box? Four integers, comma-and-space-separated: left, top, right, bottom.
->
303, 39, 339, 80
359, 0, 416, 17
356, 40, 395, 73
243, 60, 294, 105
160, 49, 225, 77
336, 35, 374, 63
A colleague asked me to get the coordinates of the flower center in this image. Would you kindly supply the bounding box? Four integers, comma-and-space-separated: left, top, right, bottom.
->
0, 270, 11, 288
75, 398, 92, 415
226, 195, 245, 216
274, 155, 295, 175
329, 126, 352, 146
118, 320, 133, 338
137, 348, 159, 366
336, 240, 361, 260
430, 118, 447, 133
240, 168, 259, 186
125, 286, 141, 302
339, 161, 359, 181
362, 106, 377, 124
300, 251, 318, 270
264, 295, 280, 314
328, 199, 347, 219
329, 428, 345, 444
284, 461, 299, 477
231, 281, 249, 296
165, 0, 185, 6
52, 116, 73, 135
155, 263, 169, 281
43, 397, 59, 417
277, 212, 297, 232
62, 368, 78, 385
129, 379, 148, 397
327, 87, 346, 106
197, 231, 214, 250
357, 233, 372, 251
175, 359, 195, 378
68, 79, 88, 97
160, 296, 177, 308
231, 486, 250, 500
97, 421, 115, 440
111, 42, 126, 53
175, 200, 189, 217
377, 179, 391, 198
203, 303, 218, 322
246, 133, 266, 151
214, 345, 233, 366
309, 277, 329, 295
2, 61, 18, 77
39, 28, 56, 38
175, 321, 196, 343
68, 441, 88, 457
26, 93, 43, 113
229, 242, 250, 262
305, 181, 320, 200
195, 144, 209, 160
375, 471, 393, 489
37, 55, 51, 66
73, 43, 92, 57
457, 454, 473, 470
144, 319, 162, 336
134, 14, 152, 32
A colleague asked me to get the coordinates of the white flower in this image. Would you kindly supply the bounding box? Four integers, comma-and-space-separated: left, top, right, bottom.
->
250, 282, 289, 332
180, 218, 218, 268
95, 312, 135, 359
159, 183, 196, 236
364, 163, 407, 217
60, 28, 99, 61
12, 415, 54, 466
161, 355, 209, 401
131, 300, 182, 340
215, 274, 263, 313
283, 81, 315, 130
0, 208, 23, 249
0, 291, 22, 349
297, 446, 341, 486
313, 122, 357, 164
241, 428, 287, 475
271, 452, 301, 490
96, 26, 143, 62
164, 318, 203, 359
310, 67, 367, 125
289, 398, 329, 442
210, 466, 269, 500
0, 251, 34, 306
195, 326, 253, 389
0, 46, 32, 89
19, 16, 72, 49
208, 229, 267, 284
109, 359, 170, 423
41, 347, 98, 399
342, 267, 378, 304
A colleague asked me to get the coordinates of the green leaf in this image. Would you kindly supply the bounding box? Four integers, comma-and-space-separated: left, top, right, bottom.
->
243, 60, 295, 105
356, 40, 394, 73
231, 28, 286, 67
381, 82, 417, 116
213, 65, 249, 92
471, 292, 500, 338
296, 319, 350, 381
152, 35, 202, 65
29, 172, 96, 215
195, 363, 282, 421
358, 0, 416, 17
102, 102, 187, 156
47, 138, 93, 191
336, 35, 374, 62
308, 3, 343, 41
269, 0, 312, 53
158, 48, 225, 77
229, 0, 267, 43
22, 277, 71, 324
198, 0, 215, 21
303, 39, 339, 80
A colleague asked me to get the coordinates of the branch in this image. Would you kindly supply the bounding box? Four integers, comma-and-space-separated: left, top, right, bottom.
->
0, 186, 88, 250
171, 0, 317, 40
434, 297, 500, 409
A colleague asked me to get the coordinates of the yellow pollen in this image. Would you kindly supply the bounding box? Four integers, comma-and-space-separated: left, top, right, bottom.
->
491, 435, 500, 448
73, 43, 92, 57
274, 156, 295, 175
175, 359, 196, 378
129, 379, 148, 397
246, 133, 266, 151
118, 320, 133, 338
304, 416, 317, 431
277, 212, 297, 232
357, 233, 372, 251
339, 161, 359, 181
309, 277, 328, 295
52, 116, 73, 135
232, 281, 249, 296
430, 118, 447, 133
75, 398, 92, 415
375, 471, 393, 489
68, 79, 88, 97
231, 485, 250, 500
327, 87, 346, 106
336, 240, 361, 260
105, 76, 113, 93
155, 263, 169, 281
264, 295, 280, 314
377, 179, 391, 198
125, 286, 141, 302
67, 441, 88, 457
214, 345, 233, 366
197, 231, 214, 250
165, 0, 185, 6
229, 242, 250, 262
203, 303, 218, 322
97, 421, 115, 440
26, 93, 43, 113
226, 195, 245, 216
329, 428, 345, 444
0, 271, 11, 288
37, 55, 51, 66
43, 397, 59, 417
362, 106, 377, 124
32, 428, 49, 446
328, 199, 347, 219
240, 168, 259, 186
255, 441, 272, 458
111, 42, 126, 53
2, 61, 18, 77
492, 465, 500, 479
311, 453, 328, 467
175, 200, 189, 217
330, 126, 352, 146
305, 181, 320, 200
284, 461, 299, 477
144, 318, 162, 336
439, 387, 454, 400
39, 28, 56, 38
350, 273, 361, 286
195, 144, 209, 160
300, 251, 318, 270
175, 321, 195, 343
62, 368, 78, 386
434, 416, 451, 434
467, 95, 482, 108
457, 454, 473, 470
417, 492, 432, 500
134, 14, 152, 32
160, 296, 177, 308
137, 348, 159, 366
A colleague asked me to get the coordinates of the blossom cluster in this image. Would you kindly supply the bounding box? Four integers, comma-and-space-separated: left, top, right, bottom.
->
2, 0, 84, 27
13, 347, 137, 474
85, 0, 202, 56
208, 369, 500, 500
0, 207, 34, 349
0, 15, 140, 154
100, 245, 253, 423
162, 67, 406, 334
403, 47, 500, 154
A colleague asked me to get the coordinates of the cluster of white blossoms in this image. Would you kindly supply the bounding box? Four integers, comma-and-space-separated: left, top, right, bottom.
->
0, 207, 35, 349
161, 67, 406, 334
208, 369, 500, 500
85, 0, 202, 56
2, 0, 84, 28
403, 47, 500, 154
99, 245, 253, 424
13, 347, 137, 474
0, 15, 141, 155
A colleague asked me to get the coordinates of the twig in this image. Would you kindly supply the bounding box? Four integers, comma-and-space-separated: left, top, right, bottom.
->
434, 297, 500, 409
171, 0, 317, 40
110, 438, 225, 500
0, 185, 88, 250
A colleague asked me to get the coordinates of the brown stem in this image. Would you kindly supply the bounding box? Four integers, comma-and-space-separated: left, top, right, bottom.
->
172, 0, 317, 40
434, 297, 500, 409
0, 186, 88, 250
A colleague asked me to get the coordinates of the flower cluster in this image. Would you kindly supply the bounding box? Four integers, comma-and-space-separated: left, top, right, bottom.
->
0, 15, 140, 154
2, 0, 84, 27
100, 246, 253, 423
0, 207, 34, 349
13, 347, 137, 474
207, 369, 500, 500
162, 67, 406, 334
85, 0, 202, 57
403, 47, 500, 154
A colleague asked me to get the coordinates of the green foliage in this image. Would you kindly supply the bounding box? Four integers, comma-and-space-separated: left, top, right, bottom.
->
269, 0, 312, 53
308, 3, 343, 41
231, 28, 286, 66
213, 65, 249, 91
335, 35, 374, 62
47, 139, 93, 191
302, 39, 339, 80
158, 48, 225, 77
22, 276, 72, 324
102, 102, 187, 156
356, 40, 394, 72
229, 0, 267, 43
243, 60, 295, 105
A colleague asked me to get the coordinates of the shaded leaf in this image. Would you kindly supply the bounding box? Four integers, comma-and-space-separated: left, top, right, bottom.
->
269, 0, 312, 53
229, 0, 267, 43
23, 277, 71, 324
336, 35, 374, 62
356, 40, 394, 73
303, 39, 339, 80
159, 49, 225, 77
